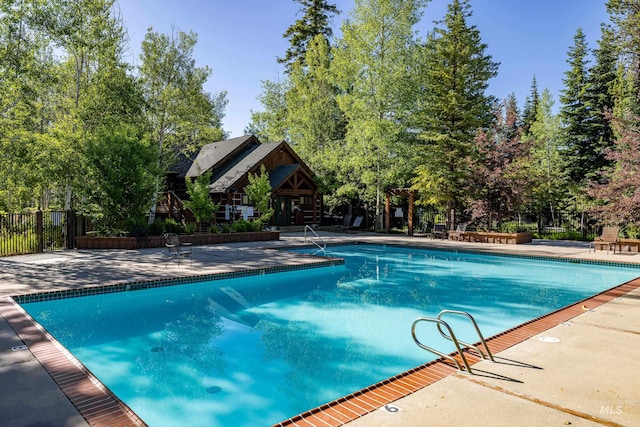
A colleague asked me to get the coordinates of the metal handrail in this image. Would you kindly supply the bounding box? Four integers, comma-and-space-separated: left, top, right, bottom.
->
304, 225, 326, 252
436, 310, 494, 362
411, 317, 473, 373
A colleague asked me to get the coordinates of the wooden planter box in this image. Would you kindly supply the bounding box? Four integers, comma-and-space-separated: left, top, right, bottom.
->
75, 231, 280, 250
462, 231, 532, 244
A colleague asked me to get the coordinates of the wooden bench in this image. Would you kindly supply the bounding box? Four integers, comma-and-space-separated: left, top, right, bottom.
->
458, 231, 533, 245
616, 238, 640, 253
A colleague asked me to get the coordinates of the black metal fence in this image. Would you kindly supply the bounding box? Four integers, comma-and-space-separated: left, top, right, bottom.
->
0, 211, 85, 257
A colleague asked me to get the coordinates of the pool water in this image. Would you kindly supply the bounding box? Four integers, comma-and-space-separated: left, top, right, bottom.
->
22, 245, 640, 426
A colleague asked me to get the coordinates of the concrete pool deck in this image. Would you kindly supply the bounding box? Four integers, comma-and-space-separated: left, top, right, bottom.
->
1, 232, 640, 426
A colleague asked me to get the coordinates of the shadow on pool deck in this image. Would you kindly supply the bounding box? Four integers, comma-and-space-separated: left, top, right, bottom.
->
1, 233, 640, 426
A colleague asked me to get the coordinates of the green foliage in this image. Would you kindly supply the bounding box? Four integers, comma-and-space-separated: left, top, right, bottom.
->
184, 222, 197, 234
164, 218, 184, 234
560, 28, 595, 183
244, 165, 275, 225
148, 219, 165, 236
287, 35, 346, 180
139, 26, 228, 168
246, 79, 290, 142
332, 0, 427, 225
278, 0, 340, 73
182, 171, 219, 229
521, 89, 567, 219
522, 75, 540, 132
80, 125, 159, 232
231, 219, 249, 232
411, 0, 498, 225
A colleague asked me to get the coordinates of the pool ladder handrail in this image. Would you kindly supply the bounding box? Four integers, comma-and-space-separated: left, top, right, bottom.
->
411, 310, 494, 374
304, 225, 326, 252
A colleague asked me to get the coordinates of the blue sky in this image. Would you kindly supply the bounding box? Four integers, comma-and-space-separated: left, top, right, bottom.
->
117, 0, 609, 138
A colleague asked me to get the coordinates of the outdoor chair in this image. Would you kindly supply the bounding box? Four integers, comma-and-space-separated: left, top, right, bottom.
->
334, 213, 352, 233
346, 216, 364, 233
164, 233, 192, 267
448, 223, 467, 241
588, 226, 620, 254
432, 224, 447, 240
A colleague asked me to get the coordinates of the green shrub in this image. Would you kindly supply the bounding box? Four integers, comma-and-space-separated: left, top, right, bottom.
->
184, 222, 197, 234
148, 219, 165, 236
164, 218, 184, 234
232, 220, 249, 232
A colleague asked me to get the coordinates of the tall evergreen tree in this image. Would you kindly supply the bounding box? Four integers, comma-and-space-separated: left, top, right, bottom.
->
585, 24, 618, 179
411, 0, 498, 228
606, 0, 640, 114
522, 75, 540, 132
559, 27, 592, 184
278, 0, 340, 73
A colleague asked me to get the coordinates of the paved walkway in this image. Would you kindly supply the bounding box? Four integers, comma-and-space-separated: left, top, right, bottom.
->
1, 233, 640, 426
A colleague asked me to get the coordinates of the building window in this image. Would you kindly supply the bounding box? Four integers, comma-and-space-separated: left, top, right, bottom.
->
241, 194, 249, 205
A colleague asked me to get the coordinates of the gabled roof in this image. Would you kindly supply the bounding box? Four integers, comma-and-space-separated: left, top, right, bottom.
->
182, 135, 257, 178
209, 142, 283, 193
173, 135, 319, 195
269, 164, 300, 190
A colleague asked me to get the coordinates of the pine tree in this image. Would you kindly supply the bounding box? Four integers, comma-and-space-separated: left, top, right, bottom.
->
411, 0, 498, 228
522, 75, 540, 132
278, 0, 340, 73
559, 28, 591, 184
606, 0, 640, 114
584, 25, 617, 180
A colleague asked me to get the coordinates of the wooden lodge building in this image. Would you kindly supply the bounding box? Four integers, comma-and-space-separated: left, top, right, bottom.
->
162, 135, 322, 227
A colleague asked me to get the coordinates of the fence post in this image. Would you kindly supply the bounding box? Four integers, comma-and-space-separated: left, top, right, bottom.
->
36, 210, 44, 253
66, 210, 76, 249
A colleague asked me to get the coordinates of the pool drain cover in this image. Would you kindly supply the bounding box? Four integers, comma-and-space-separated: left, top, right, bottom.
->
150, 347, 164, 353
538, 336, 560, 343
207, 386, 222, 394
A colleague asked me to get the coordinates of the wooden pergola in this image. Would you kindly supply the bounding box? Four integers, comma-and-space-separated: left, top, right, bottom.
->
384, 188, 416, 236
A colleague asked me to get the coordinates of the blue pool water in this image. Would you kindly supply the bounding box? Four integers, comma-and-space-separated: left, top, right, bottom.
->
22, 245, 640, 426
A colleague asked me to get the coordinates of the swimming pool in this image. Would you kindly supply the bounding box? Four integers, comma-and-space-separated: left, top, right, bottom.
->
21, 244, 640, 426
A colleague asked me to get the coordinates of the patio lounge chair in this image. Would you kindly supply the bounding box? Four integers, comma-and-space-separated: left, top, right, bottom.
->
334, 213, 352, 233
449, 223, 467, 241
346, 216, 364, 233
588, 226, 619, 254
432, 224, 447, 240
165, 233, 192, 267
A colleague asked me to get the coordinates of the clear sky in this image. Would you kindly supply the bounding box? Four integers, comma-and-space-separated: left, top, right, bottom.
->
117, 0, 609, 138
